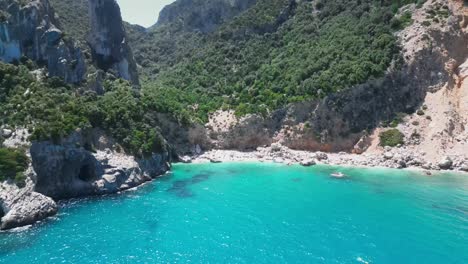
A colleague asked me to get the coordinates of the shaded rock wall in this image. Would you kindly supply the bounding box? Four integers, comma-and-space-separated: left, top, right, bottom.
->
30, 131, 169, 200
0, 0, 86, 83
88, 0, 139, 85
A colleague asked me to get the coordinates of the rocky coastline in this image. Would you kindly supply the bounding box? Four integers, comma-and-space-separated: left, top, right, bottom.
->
181, 143, 468, 174
0, 129, 171, 231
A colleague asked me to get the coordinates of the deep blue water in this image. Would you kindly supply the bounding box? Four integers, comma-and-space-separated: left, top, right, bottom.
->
1, 163, 467, 263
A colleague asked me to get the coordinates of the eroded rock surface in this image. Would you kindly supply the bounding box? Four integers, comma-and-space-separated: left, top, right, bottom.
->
88, 0, 139, 85
0, 0, 86, 83
0, 181, 57, 230
30, 131, 169, 199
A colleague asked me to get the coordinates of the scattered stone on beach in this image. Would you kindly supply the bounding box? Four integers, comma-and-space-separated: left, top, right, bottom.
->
438, 156, 453, 170
384, 152, 394, 160
179, 156, 193, 163
300, 159, 316, 167
186, 145, 466, 173
316, 152, 328, 161
397, 160, 407, 169
270, 143, 282, 152
209, 158, 222, 163
421, 162, 433, 170
273, 158, 285, 163
459, 164, 468, 172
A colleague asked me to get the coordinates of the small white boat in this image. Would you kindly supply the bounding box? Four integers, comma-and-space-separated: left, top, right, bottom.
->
330, 172, 346, 178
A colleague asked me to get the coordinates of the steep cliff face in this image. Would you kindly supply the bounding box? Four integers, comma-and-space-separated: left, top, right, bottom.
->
157, 0, 257, 32
30, 130, 170, 199
88, 0, 139, 85
0, 0, 86, 83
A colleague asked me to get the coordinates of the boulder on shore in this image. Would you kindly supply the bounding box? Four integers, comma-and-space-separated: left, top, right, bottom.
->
438, 156, 453, 170
315, 152, 328, 161
0, 184, 58, 230
300, 159, 316, 167
179, 156, 193, 163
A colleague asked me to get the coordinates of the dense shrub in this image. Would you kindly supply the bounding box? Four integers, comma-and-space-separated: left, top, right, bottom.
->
0, 148, 29, 187
49, 0, 427, 122
379, 129, 405, 147
134, 0, 426, 121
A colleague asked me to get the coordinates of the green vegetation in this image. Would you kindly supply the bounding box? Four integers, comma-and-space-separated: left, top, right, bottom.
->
49, 0, 90, 42
391, 11, 413, 30
0, 148, 28, 187
379, 129, 405, 147
388, 112, 407, 128
126, 0, 426, 121
46, 0, 427, 122
421, 2, 450, 26
0, 0, 427, 158
0, 62, 167, 157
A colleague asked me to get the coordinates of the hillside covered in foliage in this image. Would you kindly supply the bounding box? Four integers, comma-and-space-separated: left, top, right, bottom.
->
127, 0, 425, 121
46, 0, 425, 123
2, 0, 426, 147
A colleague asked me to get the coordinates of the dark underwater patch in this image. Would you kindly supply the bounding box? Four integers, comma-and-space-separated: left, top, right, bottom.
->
191, 173, 210, 184
167, 172, 212, 198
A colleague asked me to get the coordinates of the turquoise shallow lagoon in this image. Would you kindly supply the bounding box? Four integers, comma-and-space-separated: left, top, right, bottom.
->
1, 163, 467, 263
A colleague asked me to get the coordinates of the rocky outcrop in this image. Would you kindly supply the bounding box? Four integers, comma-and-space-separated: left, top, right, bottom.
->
88, 0, 139, 86
0, 0, 86, 83
0, 180, 57, 230
157, 0, 257, 33
0, 128, 170, 230
206, 111, 272, 150
30, 130, 169, 199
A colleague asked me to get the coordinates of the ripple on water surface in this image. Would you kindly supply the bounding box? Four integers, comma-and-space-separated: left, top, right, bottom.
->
0, 163, 467, 264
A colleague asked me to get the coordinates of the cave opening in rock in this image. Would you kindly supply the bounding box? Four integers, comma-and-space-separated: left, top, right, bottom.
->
78, 164, 96, 182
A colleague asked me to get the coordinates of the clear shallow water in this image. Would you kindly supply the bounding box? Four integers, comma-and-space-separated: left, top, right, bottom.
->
1, 163, 467, 264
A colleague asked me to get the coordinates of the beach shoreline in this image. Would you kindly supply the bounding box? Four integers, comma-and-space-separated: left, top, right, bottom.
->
179, 144, 468, 174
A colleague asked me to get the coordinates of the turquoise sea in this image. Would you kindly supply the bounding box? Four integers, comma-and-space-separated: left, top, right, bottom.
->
0, 163, 467, 263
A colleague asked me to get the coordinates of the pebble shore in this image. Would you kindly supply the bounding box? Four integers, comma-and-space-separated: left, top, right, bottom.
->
180, 143, 468, 174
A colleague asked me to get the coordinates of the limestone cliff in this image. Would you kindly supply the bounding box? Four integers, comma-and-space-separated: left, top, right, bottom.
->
157, 0, 257, 32
88, 0, 139, 85
30, 130, 170, 200
0, 0, 86, 83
